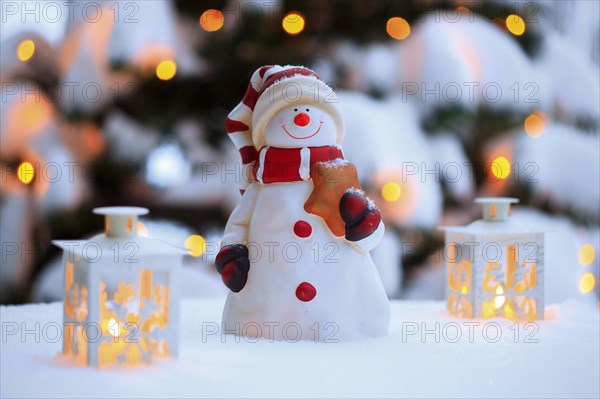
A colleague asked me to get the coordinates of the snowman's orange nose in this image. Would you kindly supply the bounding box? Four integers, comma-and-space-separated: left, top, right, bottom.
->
294, 113, 310, 127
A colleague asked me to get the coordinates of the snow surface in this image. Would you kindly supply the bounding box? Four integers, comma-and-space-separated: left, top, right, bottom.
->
1, 299, 598, 398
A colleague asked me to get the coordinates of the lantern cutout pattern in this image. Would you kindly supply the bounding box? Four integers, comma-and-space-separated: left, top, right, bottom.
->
53, 207, 186, 367
441, 198, 544, 321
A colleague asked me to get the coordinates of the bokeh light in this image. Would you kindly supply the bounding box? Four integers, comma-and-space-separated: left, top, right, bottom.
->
579, 272, 596, 294
490, 156, 511, 180
579, 244, 596, 266
386, 17, 410, 40
11, 98, 53, 136
282, 12, 305, 35
17, 162, 35, 184
185, 235, 207, 257
156, 59, 177, 80
200, 9, 224, 32
381, 182, 402, 202
145, 142, 192, 188
524, 111, 546, 137
506, 14, 526, 36
17, 39, 35, 62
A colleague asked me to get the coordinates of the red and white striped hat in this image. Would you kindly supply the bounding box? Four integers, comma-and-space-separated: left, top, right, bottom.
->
226, 65, 344, 190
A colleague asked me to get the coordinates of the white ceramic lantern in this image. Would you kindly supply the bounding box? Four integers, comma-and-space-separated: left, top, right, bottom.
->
441, 198, 544, 321
53, 207, 186, 367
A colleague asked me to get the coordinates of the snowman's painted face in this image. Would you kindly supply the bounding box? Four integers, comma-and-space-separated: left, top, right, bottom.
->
263, 104, 337, 148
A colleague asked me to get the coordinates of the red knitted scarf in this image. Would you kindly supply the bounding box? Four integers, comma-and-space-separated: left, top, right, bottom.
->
252, 146, 344, 184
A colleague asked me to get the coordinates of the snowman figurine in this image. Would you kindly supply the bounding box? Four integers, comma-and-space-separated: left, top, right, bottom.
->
218, 65, 390, 341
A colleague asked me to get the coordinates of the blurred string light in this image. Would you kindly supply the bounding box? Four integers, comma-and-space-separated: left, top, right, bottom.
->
381, 182, 402, 202
386, 17, 410, 40
282, 11, 305, 35
17, 39, 35, 62
490, 156, 511, 180
200, 9, 224, 32
524, 110, 546, 138
145, 142, 192, 188
185, 235, 206, 257
579, 244, 596, 266
17, 161, 35, 184
12, 97, 53, 135
156, 59, 177, 80
579, 273, 596, 294
505, 14, 525, 36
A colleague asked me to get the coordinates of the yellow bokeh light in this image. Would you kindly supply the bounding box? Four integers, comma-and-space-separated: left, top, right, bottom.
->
579, 273, 596, 294
460, 283, 469, 295
506, 14, 526, 36
156, 59, 177, 81
381, 182, 402, 202
200, 9, 224, 32
17, 162, 35, 184
17, 39, 35, 62
524, 111, 546, 137
185, 235, 207, 257
490, 156, 511, 180
386, 17, 410, 40
282, 11, 305, 35
136, 221, 148, 237
579, 244, 596, 266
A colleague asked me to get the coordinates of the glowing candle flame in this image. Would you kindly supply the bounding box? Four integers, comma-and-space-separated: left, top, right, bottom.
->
494, 285, 506, 308
108, 318, 120, 337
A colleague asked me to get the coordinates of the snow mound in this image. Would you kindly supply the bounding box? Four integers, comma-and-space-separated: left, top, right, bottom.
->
1, 299, 598, 398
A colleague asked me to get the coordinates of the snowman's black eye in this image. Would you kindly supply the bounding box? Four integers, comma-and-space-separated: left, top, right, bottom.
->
306, 108, 310, 112
294, 108, 298, 112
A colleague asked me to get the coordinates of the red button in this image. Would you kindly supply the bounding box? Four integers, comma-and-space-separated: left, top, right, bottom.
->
293, 220, 312, 238
296, 282, 317, 302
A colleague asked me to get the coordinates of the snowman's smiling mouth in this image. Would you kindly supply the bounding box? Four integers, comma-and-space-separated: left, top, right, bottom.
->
281, 122, 324, 140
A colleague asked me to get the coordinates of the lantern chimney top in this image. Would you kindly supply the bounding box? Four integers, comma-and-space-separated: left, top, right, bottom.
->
474, 197, 518, 222
93, 207, 149, 238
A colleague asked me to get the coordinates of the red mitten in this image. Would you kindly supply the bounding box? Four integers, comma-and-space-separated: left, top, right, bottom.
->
215, 244, 250, 293
339, 190, 382, 242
